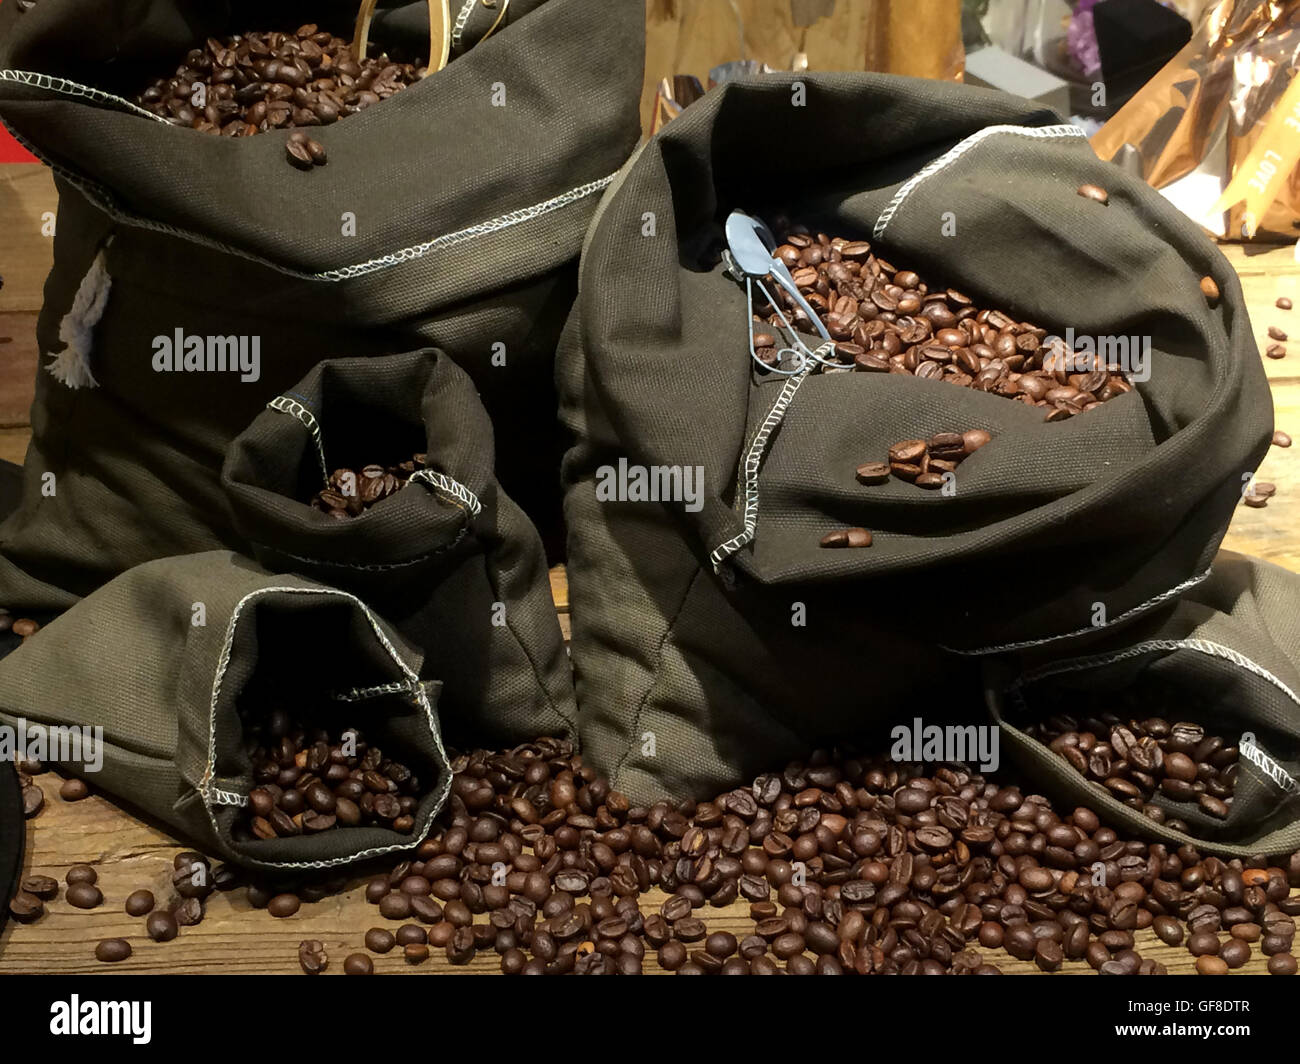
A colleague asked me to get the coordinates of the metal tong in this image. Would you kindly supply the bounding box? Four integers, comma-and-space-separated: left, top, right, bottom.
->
723, 210, 836, 376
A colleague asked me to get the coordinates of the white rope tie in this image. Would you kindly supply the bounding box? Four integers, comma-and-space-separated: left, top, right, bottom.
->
47, 247, 111, 389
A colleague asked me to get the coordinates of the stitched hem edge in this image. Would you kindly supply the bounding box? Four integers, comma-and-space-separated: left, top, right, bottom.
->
710, 364, 813, 571
199, 585, 453, 870
0, 105, 615, 284
873, 123, 1087, 240
1008, 636, 1300, 796
943, 568, 1212, 656
451, 0, 478, 48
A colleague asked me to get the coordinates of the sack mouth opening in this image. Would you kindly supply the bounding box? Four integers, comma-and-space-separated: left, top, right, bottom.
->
226, 377, 482, 557
1, 1, 495, 104
200, 586, 452, 870
999, 640, 1300, 847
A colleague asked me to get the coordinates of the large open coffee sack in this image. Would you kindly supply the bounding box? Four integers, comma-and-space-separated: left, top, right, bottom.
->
560, 74, 1273, 803
222, 349, 574, 747
0, 552, 453, 871
987, 552, 1300, 858
0, 0, 643, 623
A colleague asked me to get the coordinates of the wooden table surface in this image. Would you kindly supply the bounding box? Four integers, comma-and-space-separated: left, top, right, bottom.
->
0, 169, 1297, 974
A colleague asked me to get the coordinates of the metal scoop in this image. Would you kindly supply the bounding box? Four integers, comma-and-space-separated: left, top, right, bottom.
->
723, 210, 834, 375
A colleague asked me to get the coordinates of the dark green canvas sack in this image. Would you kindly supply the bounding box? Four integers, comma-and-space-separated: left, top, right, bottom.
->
222, 349, 574, 747
0, 551, 453, 870
0, 0, 644, 618
559, 74, 1272, 803
987, 552, 1300, 859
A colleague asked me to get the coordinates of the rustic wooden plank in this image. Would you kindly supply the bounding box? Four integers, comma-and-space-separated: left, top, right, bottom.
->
549, 564, 569, 612
1220, 381, 1300, 573
0, 163, 56, 314
0, 313, 39, 428
0, 426, 30, 467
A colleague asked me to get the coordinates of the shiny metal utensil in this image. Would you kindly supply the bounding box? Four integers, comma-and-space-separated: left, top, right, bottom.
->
723, 210, 835, 375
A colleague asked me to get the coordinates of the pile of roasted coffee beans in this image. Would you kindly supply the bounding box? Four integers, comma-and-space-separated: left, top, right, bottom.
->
341, 737, 1300, 975
134, 25, 423, 165
752, 228, 1132, 422
1027, 714, 1237, 821
310, 453, 427, 518
15, 737, 1300, 974
240, 715, 425, 838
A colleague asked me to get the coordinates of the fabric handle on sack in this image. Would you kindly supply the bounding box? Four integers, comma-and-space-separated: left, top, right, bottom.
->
47, 237, 113, 389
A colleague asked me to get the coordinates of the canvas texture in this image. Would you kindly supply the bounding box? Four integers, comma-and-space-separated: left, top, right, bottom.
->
559, 74, 1273, 804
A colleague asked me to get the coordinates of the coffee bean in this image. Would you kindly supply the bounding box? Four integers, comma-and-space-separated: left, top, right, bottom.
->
396, 924, 428, 947
1152, 915, 1183, 946
1196, 955, 1229, 976
335, 951, 370, 975
20, 875, 58, 900
298, 939, 328, 974
819, 527, 872, 548
1078, 184, 1109, 204
1034, 939, 1064, 972
22, 785, 43, 818
66, 883, 103, 909
125, 890, 155, 917
59, 778, 89, 801
268, 893, 301, 918
8, 891, 44, 922
174, 898, 205, 926
854, 462, 890, 485
1220, 939, 1251, 969
1200, 276, 1220, 302
1268, 954, 1297, 975
1275, 430, 1292, 447
146, 910, 178, 942
286, 137, 314, 170
95, 939, 132, 963
1269, 325, 1288, 341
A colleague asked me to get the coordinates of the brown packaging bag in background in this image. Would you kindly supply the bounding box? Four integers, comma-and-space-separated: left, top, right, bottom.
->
1092, 0, 1300, 241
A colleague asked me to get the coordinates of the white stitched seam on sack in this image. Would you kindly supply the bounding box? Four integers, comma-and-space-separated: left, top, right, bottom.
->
254, 531, 470, 572
268, 396, 328, 481
407, 468, 483, 518
709, 366, 812, 571
451, 0, 478, 48
333, 680, 413, 701
873, 124, 1086, 240
942, 567, 1212, 656
1008, 637, 1300, 794
0, 110, 616, 283
0, 69, 170, 122
201, 585, 453, 871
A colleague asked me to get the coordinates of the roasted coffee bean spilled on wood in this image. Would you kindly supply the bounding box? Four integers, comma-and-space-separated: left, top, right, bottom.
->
747, 228, 1132, 422
134, 26, 422, 146
1027, 713, 1238, 820
310, 453, 427, 518
240, 714, 424, 838
343, 736, 1300, 975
